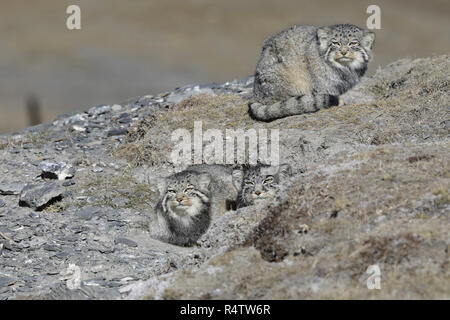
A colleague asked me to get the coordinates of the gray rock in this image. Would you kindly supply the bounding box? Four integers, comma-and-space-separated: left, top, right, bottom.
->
92, 166, 104, 173
0, 276, 15, 287
54, 252, 70, 260
112, 197, 130, 207
165, 85, 215, 104
43, 244, 59, 252
72, 124, 86, 132
118, 117, 132, 124
83, 278, 107, 287
88, 105, 111, 116
114, 237, 138, 248
46, 269, 60, 275
12, 229, 34, 242
70, 225, 89, 233
0, 199, 5, 207
56, 113, 87, 126
0, 239, 21, 252
111, 104, 123, 112
42, 283, 121, 300
106, 281, 122, 288
62, 180, 75, 187
75, 206, 101, 221
88, 245, 115, 254
107, 128, 128, 136
0, 182, 26, 195
19, 182, 64, 211
39, 161, 75, 180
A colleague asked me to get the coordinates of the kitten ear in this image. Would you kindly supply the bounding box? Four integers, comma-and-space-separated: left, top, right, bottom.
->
232, 169, 244, 191
362, 31, 375, 51
317, 27, 331, 52
278, 163, 292, 178
197, 173, 211, 191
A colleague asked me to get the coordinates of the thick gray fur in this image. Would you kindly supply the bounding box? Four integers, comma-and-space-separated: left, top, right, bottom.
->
250, 24, 375, 121
232, 163, 292, 208
151, 164, 241, 246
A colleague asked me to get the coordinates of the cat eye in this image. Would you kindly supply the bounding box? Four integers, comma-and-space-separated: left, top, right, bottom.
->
184, 187, 194, 193
244, 181, 255, 186
263, 177, 274, 184
331, 40, 341, 46
348, 41, 359, 46
167, 189, 176, 194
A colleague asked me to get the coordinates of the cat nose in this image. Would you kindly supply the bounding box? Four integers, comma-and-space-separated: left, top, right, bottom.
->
254, 190, 261, 196
341, 48, 349, 55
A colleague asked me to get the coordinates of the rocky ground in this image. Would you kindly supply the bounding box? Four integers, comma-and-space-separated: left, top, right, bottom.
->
0, 55, 448, 299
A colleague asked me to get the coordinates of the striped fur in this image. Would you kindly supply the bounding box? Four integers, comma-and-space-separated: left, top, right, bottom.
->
232, 163, 292, 208
250, 24, 375, 122
154, 170, 212, 246
249, 94, 339, 122
151, 165, 240, 246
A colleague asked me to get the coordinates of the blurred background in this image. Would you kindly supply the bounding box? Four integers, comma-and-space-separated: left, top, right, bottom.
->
0, 0, 449, 133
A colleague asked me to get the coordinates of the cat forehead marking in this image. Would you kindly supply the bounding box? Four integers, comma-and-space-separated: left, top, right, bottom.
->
260, 166, 277, 176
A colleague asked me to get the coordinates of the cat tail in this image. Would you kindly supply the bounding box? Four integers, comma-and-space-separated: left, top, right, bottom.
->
249, 93, 339, 122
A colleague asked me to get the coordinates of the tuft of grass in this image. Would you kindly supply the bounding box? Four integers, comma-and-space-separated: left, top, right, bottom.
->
0, 139, 7, 150
369, 81, 390, 98
75, 168, 158, 210
2, 129, 50, 149
44, 200, 70, 213
432, 185, 450, 206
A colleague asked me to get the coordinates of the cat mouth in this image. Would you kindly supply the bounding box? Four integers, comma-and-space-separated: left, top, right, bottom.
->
253, 195, 270, 201
170, 202, 191, 212
174, 203, 190, 208
337, 57, 353, 63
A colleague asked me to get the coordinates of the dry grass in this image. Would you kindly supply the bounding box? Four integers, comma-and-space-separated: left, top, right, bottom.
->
0, 129, 50, 149
67, 168, 158, 211
238, 141, 449, 298
121, 55, 450, 299
114, 93, 257, 166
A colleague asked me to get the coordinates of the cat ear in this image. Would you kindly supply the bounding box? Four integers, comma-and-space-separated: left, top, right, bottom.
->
317, 27, 331, 52
156, 178, 167, 196
362, 30, 375, 51
232, 169, 243, 191
278, 163, 292, 178
197, 173, 211, 191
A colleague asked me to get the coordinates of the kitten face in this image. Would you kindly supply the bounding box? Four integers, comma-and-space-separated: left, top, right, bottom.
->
317, 24, 375, 72
234, 164, 291, 208
160, 171, 211, 223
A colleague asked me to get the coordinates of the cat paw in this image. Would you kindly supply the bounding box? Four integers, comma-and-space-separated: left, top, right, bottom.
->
249, 102, 263, 117
249, 101, 262, 109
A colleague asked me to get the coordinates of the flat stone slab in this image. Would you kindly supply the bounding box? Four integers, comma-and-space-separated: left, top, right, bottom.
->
39, 161, 75, 180
0, 182, 26, 195
0, 276, 16, 287
19, 182, 64, 211
114, 237, 138, 248
75, 206, 102, 220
